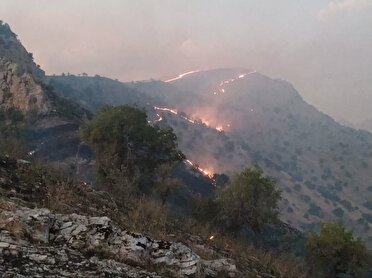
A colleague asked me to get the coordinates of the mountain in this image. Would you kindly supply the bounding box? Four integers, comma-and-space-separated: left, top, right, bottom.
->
50, 69, 372, 245
142, 69, 372, 243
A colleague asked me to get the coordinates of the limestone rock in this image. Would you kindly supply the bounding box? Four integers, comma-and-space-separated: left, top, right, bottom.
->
0, 203, 237, 277
0, 58, 51, 113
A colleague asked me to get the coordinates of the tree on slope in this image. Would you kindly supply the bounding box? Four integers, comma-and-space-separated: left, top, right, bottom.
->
306, 222, 371, 278
81, 105, 183, 196
218, 167, 282, 239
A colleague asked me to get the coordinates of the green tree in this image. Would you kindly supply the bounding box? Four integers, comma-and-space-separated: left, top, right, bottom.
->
306, 222, 371, 278
218, 167, 282, 237
80, 105, 183, 195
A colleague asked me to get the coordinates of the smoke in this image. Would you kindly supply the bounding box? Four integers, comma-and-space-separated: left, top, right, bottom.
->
1, 0, 372, 123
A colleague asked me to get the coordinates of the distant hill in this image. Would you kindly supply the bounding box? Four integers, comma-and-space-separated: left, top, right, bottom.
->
358, 118, 372, 133
50, 69, 372, 245
47, 75, 154, 113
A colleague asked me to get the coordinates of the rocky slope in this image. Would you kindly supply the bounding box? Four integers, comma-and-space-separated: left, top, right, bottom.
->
0, 21, 50, 113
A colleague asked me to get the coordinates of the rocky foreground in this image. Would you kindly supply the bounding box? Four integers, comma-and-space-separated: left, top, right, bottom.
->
0, 200, 237, 277
0, 156, 285, 277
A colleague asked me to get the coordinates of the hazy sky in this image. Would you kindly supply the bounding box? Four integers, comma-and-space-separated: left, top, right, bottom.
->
1, 0, 372, 123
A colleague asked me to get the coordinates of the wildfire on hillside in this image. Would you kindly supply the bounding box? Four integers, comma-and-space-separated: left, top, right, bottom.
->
214, 70, 256, 96
153, 70, 258, 183
185, 159, 214, 179
154, 106, 226, 132
164, 70, 202, 83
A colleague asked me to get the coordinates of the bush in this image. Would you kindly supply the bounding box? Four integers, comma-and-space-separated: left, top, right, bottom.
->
306, 222, 371, 277
218, 167, 282, 237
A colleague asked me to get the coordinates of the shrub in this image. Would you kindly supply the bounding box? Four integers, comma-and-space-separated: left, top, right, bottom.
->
218, 167, 282, 237
306, 222, 371, 277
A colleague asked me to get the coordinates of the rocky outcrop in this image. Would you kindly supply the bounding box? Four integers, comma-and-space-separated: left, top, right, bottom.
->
0, 21, 51, 113
0, 58, 51, 113
0, 201, 237, 277
0, 239, 160, 277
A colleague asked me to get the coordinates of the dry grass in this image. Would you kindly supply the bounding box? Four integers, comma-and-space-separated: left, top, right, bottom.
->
176, 218, 307, 277
126, 196, 168, 239
43, 179, 76, 213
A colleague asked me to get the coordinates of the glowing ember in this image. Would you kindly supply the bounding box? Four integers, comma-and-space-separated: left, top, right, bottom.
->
214, 70, 257, 96
209, 235, 215, 240
164, 70, 201, 83
154, 113, 163, 123
153, 106, 227, 131
154, 106, 178, 115
182, 115, 195, 124
216, 126, 223, 132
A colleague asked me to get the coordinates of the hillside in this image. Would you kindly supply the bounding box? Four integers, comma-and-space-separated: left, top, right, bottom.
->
50, 69, 372, 245
140, 69, 372, 244
47, 75, 154, 113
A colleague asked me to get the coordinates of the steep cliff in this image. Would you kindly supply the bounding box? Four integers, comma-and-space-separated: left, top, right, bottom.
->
0, 21, 50, 113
